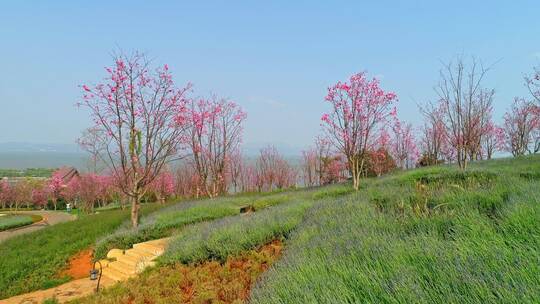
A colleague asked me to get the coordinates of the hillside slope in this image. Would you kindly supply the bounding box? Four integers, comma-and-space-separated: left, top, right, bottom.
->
76, 155, 540, 303
251, 155, 540, 303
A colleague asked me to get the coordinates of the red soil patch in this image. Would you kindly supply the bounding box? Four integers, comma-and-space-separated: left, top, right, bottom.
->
58, 249, 94, 280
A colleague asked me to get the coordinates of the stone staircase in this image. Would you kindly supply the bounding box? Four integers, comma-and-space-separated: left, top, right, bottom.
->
0, 237, 172, 304
99, 237, 171, 282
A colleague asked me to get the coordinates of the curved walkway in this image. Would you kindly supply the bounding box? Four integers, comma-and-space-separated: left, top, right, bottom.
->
0, 211, 76, 243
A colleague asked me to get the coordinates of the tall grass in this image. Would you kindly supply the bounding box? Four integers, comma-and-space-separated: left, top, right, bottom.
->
94, 191, 308, 259
250, 156, 540, 303
160, 199, 314, 264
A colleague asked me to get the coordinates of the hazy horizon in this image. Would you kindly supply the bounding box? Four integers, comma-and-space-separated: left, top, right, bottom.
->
0, 142, 304, 169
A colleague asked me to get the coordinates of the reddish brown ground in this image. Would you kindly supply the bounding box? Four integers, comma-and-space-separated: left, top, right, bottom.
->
58, 249, 94, 280
178, 240, 283, 303
77, 240, 284, 304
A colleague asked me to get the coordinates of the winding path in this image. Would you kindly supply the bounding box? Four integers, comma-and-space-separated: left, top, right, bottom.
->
0, 210, 76, 243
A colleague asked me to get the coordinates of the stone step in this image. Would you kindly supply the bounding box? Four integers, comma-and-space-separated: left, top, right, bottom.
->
132, 242, 165, 255
106, 248, 125, 259
101, 266, 133, 282
101, 237, 171, 282
108, 260, 137, 275
116, 252, 146, 266
115, 253, 159, 273
125, 248, 157, 260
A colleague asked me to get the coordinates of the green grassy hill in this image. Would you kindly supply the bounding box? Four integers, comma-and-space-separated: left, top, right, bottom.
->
71, 155, 540, 304
2, 155, 539, 303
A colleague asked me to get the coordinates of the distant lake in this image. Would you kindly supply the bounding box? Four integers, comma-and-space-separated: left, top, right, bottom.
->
0, 152, 303, 172
0, 152, 88, 169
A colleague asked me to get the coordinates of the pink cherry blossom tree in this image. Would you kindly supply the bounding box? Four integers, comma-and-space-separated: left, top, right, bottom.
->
255, 146, 296, 191
481, 122, 505, 160
314, 136, 348, 184
31, 187, 48, 210
302, 136, 349, 186
390, 120, 419, 169
79, 52, 192, 228
0, 179, 13, 209
275, 158, 297, 190
300, 148, 318, 187
174, 163, 201, 198
186, 96, 247, 197
63, 176, 81, 209
322, 154, 348, 183
419, 103, 449, 165
12, 179, 33, 210
48, 170, 64, 210
503, 98, 540, 156
228, 149, 246, 193
321, 72, 398, 190
434, 56, 494, 169
150, 170, 175, 204
237, 162, 258, 193
78, 174, 100, 211
361, 130, 396, 177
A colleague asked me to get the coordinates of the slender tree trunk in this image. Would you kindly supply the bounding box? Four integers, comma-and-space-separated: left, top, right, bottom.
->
130, 193, 140, 228
351, 157, 363, 191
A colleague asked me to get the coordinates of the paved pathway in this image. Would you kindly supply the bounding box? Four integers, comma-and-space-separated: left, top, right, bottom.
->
0, 211, 76, 243
0, 277, 116, 304
0, 237, 171, 304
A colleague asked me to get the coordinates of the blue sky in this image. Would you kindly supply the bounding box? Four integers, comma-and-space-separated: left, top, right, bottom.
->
0, 1, 539, 154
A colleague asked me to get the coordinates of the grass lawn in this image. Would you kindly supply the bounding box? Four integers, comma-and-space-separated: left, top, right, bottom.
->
0, 203, 166, 300
0, 213, 41, 231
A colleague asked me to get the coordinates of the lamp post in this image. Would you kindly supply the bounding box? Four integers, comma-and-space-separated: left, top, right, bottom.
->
90, 260, 103, 292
